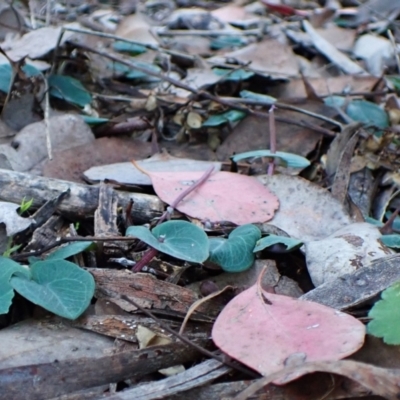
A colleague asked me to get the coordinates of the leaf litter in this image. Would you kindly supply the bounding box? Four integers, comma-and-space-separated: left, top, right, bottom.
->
2, 0, 400, 398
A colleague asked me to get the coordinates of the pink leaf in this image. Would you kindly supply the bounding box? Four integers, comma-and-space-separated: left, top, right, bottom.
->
212, 284, 365, 381
149, 170, 279, 225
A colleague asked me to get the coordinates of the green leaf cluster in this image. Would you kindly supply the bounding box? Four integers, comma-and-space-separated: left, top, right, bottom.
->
209, 225, 261, 272
0, 64, 93, 109
127, 221, 301, 273
0, 242, 94, 319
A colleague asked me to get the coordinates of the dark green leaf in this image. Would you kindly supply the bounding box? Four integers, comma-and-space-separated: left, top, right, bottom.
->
240, 90, 276, 104
0, 63, 41, 93
0, 256, 31, 314
10, 259, 95, 319
365, 217, 384, 227
380, 235, 400, 249
209, 224, 261, 272
231, 150, 310, 168
346, 100, 389, 129
126, 221, 209, 263
254, 234, 303, 252
48, 75, 92, 107
81, 116, 109, 125
203, 110, 246, 127
46, 241, 93, 260
324, 95, 346, 108
210, 36, 246, 50
113, 41, 147, 55
112, 61, 161, 82
212, 68, 254, 81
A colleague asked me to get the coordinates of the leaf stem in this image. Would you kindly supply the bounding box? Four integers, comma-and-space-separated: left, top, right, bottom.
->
133, 166, 215, 272
157, 166, 215, 225
268, 105, 277, 176
132, 247, 159, 272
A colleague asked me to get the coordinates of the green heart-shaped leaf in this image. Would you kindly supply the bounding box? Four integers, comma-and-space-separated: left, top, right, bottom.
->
0, 256, 31, 314
203, 110, 247, 127
240, 90, 277, 104
212, 68, 254, 81
346, 100, 389, 129
209, 224, 261, 272
126, 220, 209, 263
46, 241, 93, 260
380, 234, 400, 249
254, 234, 303, 252
231, 150, 310, 169
10, 259, 95, 319
48, 75, 92, 107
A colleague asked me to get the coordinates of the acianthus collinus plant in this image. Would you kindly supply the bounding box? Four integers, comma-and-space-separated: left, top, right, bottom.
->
126, 221, 303, 273
231, 105, 310, 175
0, 241, 94, 320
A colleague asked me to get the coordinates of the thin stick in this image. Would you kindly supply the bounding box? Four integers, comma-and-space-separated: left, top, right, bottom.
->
132, 166, 215, 272
223, 97, 343, 129
268, 105, 276, 176
158, 166, 215, 224
119, 294, 259, 378
12, 236, 137, 261
62, 26, 195, 63
42, 75, 52, 160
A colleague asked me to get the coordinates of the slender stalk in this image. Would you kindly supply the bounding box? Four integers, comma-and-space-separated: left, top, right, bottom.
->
267, 105, 276, 176
133, 166, 215, 272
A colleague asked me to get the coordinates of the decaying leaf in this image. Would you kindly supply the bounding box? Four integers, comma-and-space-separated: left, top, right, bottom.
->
305, 222, 393, 287
148, 170, 279, 225
212, 284, 365, 378
301, 253, 400, 310
257, 174, 352, 241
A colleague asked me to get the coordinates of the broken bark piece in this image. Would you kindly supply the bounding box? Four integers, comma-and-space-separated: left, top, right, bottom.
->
91, 269, 225, 320
105, 359, 230, 400
168, 373, 370, 400
0, 169, 163, 223
301, 253, 400, 310
23, 215, 66, 253
73, 314, 211, 344
0, 341, 206, 400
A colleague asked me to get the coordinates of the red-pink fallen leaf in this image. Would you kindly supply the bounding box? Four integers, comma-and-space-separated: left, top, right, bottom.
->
212, 284, 365, 379
148, 170, 279, 225
261, 0, 310, 16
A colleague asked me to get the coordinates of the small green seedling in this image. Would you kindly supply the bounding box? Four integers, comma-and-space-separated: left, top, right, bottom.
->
19, 197, 33, 215
126, 220, 209, 265
208, 224, 261, 272
2, 237, 22, 257
0, 241, 94, 319
254, 234, 303, 253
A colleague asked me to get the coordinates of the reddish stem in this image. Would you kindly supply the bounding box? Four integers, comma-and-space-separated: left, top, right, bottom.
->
132, 166, 215, 272
157, 165, 215, 224
133, 247, 159, 272
267, 104, 276, 176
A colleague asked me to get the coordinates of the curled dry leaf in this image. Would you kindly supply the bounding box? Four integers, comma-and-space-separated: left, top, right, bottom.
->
212, 284, 365, 379
234, 359, 400, 400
